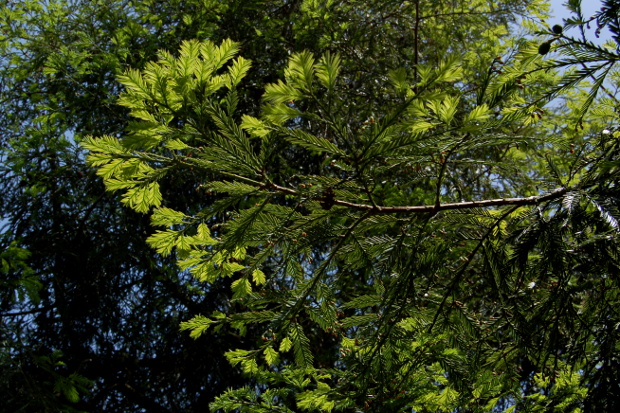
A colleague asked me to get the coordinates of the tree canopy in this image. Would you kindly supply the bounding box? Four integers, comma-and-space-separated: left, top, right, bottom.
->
2, 0, 620, 412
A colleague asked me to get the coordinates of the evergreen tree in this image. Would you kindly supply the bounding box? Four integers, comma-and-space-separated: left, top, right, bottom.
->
6, 0, 620, 411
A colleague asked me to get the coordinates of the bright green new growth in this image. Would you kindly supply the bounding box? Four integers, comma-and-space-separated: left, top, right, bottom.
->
82, 39, 252, 212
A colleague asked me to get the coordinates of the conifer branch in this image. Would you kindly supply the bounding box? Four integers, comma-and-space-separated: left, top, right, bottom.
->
266, 182, 569, 213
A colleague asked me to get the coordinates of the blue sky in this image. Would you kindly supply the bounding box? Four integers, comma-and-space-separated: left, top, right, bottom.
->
549, 0, 603, 21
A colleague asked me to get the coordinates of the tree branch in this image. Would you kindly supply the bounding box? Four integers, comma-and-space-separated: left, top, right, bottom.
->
338, 186, 568, 213
267, 182, 569, 213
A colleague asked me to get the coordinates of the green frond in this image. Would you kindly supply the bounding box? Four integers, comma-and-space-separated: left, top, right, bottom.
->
263, 346, 279, 366
463, 104, 491, 124
280, 127, 344, 156
197, 38, 240, 73
117, 68, 152, 100
240, 115, 271, 138
262, 103, 303, 124
221, 261, 246, 278
214, 39, 241, 69
483, 69, 527, 109
289, 323, 313, 368
227, 56, 252, 88
576, 64, 613, 121
231, 277, 253, 298
164, 139, 191, 150
206, 180, 262, 196
231, 310, 278, 325
341, 295, 382, 310
407, 120, 440, 135
104, 177, 142, 191
119, 181, 162, 213
155, 49, 176, 71
94, 157, 143, 181
81, 135, 128, 157
252, 269, 266, 286
263, 80, 305, 105
340, 314, 379, 329
151, 207, 188, 227
179, 254, 219, 283
180, 314, 216, 339
279, 337, 293, 353
314, 51, 341, 91
285, 51, 315, 92
418, 57, 463, 88
427, 95, 460, 125
147, 229, 183, 256
123, 121, 171, 149
224, 348, 257, 370
296, 387, 335, 412
176, 39, 202, 78
388, 67, 410, 94
192, 223, 217, 245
